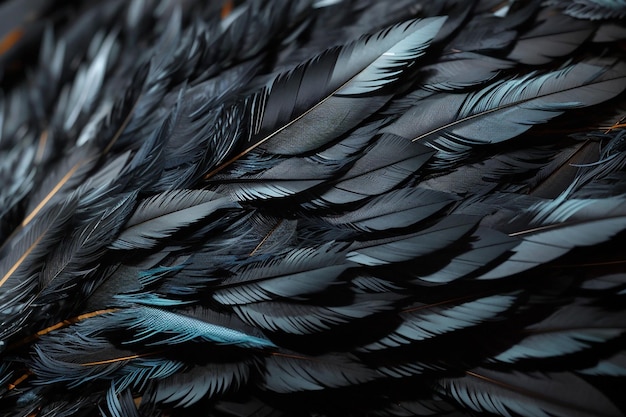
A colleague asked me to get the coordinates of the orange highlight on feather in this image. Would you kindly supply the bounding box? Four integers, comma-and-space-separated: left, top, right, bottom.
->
0, 28, 23, 55
81, 351, 160, 366
22, 163, 81, 227
6, 309, 118, 352
221, 0, 234, 19
7, 371, 31, 390
0, 235, 44, 288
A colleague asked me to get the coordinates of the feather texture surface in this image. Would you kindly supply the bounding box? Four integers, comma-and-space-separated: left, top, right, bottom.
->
0, 1, 626, 416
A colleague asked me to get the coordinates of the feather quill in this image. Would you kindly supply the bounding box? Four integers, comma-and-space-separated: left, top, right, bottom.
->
0, 199, 77, 343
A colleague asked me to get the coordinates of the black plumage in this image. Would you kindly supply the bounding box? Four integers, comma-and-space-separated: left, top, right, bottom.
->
1, 0, 626, 416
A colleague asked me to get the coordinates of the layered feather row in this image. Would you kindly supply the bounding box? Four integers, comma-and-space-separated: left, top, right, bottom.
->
0, 0, 625, 416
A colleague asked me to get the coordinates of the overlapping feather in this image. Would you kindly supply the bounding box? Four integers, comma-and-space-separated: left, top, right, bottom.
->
0, 1, 625, 417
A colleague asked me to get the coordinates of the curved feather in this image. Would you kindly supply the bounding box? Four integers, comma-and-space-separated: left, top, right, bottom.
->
321, 187, 456, 232
548, 0, 626, 20
384, 61, 626, 161
492, 303, 626, 363
213, 243, 349, 305
153, 361, 251, 407
440, 369, 623, 417
261, 352, 379, 393
233, 296, 396, 335
248, 17, 446, 155
110, 190, 239, 250
106, 306, 276, 349
100, 386, 140, 417
359, 293, 518, 352
0, 199, 77, 344
477, 215, 626, 279
417, 228, 518, 283
306, 134, 436, 207
507, 12, 595, 65
347, 215, 479, 266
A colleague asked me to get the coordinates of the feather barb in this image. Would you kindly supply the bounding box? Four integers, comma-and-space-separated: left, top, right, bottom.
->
81, 351, 161, 367
465, 371, 539, 398
249, 219, 284, 256
271, 352, 313, 361
401, 294, 482, 314
0, 234, 44, 288
21, 163, 81, 227
7, 309, 119, 351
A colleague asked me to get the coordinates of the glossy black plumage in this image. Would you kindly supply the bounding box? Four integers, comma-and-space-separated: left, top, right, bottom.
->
1, 1, 626, 416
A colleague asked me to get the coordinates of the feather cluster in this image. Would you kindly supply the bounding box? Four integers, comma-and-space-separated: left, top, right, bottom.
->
0, 0, 626, 416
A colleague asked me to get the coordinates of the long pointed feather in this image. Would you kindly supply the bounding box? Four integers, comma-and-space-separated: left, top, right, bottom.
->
110, 190, 239, 250
507, 12, 595, 65
213, 243, 349, 305
492, 303, 626, 363
261, 352, 378, 393
440, 369, 623, 417
347, 215, 479, 266
384, 61, 626, 160
478, 215, 626, 279
359, 293, 518, 352
0, 199, 77, 342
